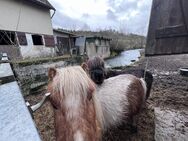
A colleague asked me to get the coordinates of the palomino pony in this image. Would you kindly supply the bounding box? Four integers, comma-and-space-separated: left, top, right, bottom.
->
47, 66, 147, 140
47, 66, 103, 141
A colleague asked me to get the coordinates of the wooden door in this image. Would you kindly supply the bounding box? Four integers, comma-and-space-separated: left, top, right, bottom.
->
146, 0, 188, 56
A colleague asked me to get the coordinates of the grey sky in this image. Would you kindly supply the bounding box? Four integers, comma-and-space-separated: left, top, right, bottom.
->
48, 0, 152, 35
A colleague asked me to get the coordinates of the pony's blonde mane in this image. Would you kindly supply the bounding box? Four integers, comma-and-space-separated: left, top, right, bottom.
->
52, 66, 92, 100
51, 66, 105, 129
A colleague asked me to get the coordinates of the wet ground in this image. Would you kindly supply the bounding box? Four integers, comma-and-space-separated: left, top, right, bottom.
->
25, 54, 188, 141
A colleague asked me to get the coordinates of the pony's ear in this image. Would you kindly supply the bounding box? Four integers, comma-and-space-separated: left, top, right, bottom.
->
81, 63, 89, 72
48, 68, 57, 80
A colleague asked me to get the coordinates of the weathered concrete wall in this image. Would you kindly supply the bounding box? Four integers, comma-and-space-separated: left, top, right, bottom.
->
76, 37, 111, 58
20, 33, 55, 59
14, 61, 68, 95
86, 41, 110, 59
0, 82, 41, 141
86, 42, 96, 58
0, 63, 15, 84
0, 54, 41, 141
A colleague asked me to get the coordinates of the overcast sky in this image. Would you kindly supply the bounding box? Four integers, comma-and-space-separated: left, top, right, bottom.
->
48, 0, 152, 35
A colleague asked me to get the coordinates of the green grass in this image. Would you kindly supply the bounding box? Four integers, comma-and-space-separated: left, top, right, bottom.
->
11, 55, 71, 67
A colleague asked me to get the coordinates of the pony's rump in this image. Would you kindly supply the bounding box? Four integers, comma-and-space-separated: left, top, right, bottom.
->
106, 69, 153, 99
96, 74, 147, 129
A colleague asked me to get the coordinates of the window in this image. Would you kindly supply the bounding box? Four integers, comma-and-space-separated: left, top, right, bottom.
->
17, 32, 27, 46
32, 35, 43, 45
0, 30, 16, 45
44, 35, 55, 47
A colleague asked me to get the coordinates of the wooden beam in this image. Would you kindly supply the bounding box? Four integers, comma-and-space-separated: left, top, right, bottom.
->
155, 25, 188, 38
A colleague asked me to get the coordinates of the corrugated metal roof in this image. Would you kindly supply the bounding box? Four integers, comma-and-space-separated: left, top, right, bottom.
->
53, 29, 78, 37
27, 0, 55, 10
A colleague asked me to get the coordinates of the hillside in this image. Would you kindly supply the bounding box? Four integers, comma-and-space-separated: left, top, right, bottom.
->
57, 28, 146, 52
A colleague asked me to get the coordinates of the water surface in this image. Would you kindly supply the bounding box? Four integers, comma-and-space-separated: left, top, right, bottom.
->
105, 49, 142, 68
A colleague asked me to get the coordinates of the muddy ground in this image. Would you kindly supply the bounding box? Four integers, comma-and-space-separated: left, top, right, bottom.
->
25, 54, 188, 141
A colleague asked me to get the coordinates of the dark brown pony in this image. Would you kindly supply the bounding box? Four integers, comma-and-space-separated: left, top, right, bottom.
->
94, 74, 147, 129
82, 57, 148, 130
84, 57, 106, 85
83, 56, 153, 99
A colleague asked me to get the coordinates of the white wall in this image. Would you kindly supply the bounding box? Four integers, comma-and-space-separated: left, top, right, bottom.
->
20, 34, 55, 58
0, 0, 53, 35
75, 37, 85, 55
86, 42, 96, 58
86, 40, 110, 59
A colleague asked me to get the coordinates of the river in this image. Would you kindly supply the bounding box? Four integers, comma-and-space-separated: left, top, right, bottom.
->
105, 49, 143, 68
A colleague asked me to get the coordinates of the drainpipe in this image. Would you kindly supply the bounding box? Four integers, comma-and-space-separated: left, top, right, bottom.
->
51, 9, 56, 19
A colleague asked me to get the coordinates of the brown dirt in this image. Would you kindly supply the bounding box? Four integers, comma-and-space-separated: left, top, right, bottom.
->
25, 54, 188, 141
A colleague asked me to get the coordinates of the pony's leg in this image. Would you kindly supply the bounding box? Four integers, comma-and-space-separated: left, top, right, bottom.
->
126, 116, 138, 133
117, 117, 138, 133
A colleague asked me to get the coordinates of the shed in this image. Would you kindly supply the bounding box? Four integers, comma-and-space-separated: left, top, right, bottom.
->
76, 36, 111, 59
53, 29, 77, 56
146, 0, 188, 56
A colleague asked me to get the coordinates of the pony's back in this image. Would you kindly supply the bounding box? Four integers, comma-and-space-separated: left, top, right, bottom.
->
96, 74, 147, 129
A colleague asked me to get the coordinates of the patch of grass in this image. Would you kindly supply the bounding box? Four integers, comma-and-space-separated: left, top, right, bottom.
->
11, 55, 71, 67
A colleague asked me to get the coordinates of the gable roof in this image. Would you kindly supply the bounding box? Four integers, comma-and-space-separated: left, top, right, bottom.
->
28, 0, 55, 10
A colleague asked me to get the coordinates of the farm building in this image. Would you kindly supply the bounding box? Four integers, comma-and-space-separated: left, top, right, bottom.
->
53, 29, 77, 56
0, 0, 55, 59
75, 36, 111, 59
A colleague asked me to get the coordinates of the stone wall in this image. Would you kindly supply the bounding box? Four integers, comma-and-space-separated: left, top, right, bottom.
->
13, 61, 68, 95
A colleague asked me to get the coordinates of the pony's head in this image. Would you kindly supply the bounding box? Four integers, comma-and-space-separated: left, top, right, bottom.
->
82, 56, 106, 85
47, 66, 102, 141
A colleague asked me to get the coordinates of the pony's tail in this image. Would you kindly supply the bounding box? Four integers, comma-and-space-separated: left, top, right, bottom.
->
140, 78, 147, 101
143, 71, 153, 99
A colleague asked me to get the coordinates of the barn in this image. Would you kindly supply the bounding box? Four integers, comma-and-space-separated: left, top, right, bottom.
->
76, 36, 111, 59
0, 0, 56, 59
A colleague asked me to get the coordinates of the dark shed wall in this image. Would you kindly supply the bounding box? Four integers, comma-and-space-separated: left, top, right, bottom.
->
146, 0, 188, 56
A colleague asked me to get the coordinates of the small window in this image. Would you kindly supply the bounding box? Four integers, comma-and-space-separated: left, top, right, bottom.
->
32, 35, 43, 45
17, 32, 27, 46
44, 35, 55, 47
0, 30, 16, 45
